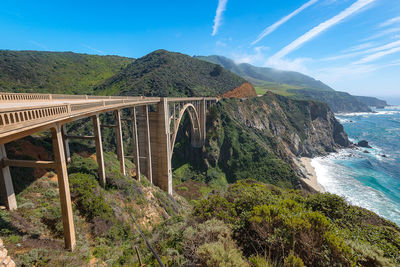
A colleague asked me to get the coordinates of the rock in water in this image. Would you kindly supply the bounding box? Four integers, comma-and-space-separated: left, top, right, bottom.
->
358, 140, 372, 148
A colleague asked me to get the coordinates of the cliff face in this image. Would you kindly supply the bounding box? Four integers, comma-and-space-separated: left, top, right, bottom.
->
195, 92, 350, 189
355, 95, 388, 108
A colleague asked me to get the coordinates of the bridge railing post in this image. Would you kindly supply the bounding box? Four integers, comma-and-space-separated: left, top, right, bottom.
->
0, 144, 17, 211
51, 125, 76, 251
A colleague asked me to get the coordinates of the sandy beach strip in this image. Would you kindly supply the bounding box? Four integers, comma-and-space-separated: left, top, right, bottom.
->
300, 157, 325, 193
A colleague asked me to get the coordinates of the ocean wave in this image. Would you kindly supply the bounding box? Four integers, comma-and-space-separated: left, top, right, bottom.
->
336, 110, 400, 117
311, 154, 400, 225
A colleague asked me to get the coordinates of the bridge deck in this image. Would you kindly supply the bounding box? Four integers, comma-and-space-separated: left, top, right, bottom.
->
0, 93, 218, 144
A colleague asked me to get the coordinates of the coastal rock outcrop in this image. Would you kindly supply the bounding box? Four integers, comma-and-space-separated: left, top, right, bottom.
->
358, 140, 372, 148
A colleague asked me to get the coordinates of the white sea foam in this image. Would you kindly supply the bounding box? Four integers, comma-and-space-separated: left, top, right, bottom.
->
312, 151, 400, 225
336, 110, 400, 117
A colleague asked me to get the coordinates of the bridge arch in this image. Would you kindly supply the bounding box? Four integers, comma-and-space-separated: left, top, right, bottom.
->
169, 103, 202, 159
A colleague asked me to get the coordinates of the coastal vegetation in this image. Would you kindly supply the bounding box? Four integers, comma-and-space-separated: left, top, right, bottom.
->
0, 49, 398, 266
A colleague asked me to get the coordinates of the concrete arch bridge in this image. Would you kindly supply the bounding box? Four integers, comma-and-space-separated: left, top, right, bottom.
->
0, 92, 218, 250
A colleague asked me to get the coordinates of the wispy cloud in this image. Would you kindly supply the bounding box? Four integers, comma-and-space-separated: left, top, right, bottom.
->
212, 0, 228, 36
363, 27, 400, 41
28, 40, 48, 50
353, 46, 400, 64
82, 44, 105, 54
265, 56, 312, 74
232, 46, 269, 65
269, 0, 375, 61
343, 42, 376, 53
251, 0, 318, 45
379, 16, 400, 28
323, 39, 400, 61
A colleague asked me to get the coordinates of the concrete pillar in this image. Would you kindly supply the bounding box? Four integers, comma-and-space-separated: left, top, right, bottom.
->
137, 106, 153, 183
61, 124, 71, 163
149, 99, 172, 194
51, 125, 76, 251
200, 99, 206, 144
131, 107, 141, 181
92, 115, 106, 187
114, 110, 126, 176
0, 144, 17, 211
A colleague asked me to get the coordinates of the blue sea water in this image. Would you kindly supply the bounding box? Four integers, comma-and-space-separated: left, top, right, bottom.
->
312, 106, 400, 225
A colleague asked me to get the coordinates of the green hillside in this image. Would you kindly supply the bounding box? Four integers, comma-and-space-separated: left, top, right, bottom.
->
0, 50, 133, 94
196, 55, 334, 92
196, 55, 376, 113
94, 50, 248, 97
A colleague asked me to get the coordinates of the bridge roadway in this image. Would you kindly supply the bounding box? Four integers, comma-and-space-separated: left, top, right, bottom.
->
0, 92, 218, 250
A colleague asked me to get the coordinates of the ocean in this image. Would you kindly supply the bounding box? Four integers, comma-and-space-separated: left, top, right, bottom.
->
312, 106, 400, 225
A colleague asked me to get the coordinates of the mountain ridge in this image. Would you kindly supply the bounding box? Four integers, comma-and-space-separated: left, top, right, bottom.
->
95, 49, 256, 97
196, 55, 387, 113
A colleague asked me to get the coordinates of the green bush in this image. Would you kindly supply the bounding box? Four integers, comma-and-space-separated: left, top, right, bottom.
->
69, 172, 113, 221
196, 241, 248, 267
67, 154, 98, 177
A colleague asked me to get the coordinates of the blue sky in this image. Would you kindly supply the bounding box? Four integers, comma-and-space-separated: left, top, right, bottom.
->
1, 0, 399, 100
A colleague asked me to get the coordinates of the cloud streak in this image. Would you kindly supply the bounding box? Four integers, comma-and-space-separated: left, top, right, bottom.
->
82, 44, 104, 54
353, 46, 400, 64
252, 0, 318, 45
269, 0, 375, 61
323, 39, 400, 61
212, 0, 228, 36
379, 16, 400, 28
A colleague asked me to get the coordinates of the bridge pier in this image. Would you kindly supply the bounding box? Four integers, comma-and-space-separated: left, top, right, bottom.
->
93, 115, 106, 187
130, 108, 141, 180
137, 106, 153, 183
0, 144, 17, 211
61, 125, 71, 163
199, 99, 206, 145
149, 99, 172, 195
114, 110, 126, 176
51, 125, 76, 251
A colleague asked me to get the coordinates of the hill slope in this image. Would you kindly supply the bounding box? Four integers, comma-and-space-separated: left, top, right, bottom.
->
196, 55, 334, 92
0, 50, 133, 94
95, 50, 255, 97
197, 55, 376, 113
355, 95, 388, 108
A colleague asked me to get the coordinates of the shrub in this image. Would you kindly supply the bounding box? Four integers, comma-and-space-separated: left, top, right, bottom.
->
283, 252, 305, 267
196, 241, 248, 267
67, 154, 98, 177
192, 195, 237, 224
182, 219, 242, 265
69, 172, 113, 221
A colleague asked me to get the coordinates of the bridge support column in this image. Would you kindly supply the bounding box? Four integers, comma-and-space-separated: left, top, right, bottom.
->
61, 125, 71, 163
114, 110, 126, 176
137, 106, 153, 183
0, 144, 17, 211
199, 99, 206, 145
130, 107, 141, 180
51, 125, 76, 251
149, 99, 172, 195
93, 115, 106, 187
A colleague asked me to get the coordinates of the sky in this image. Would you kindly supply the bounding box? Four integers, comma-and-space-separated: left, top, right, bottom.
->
1, 0, 400, 100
